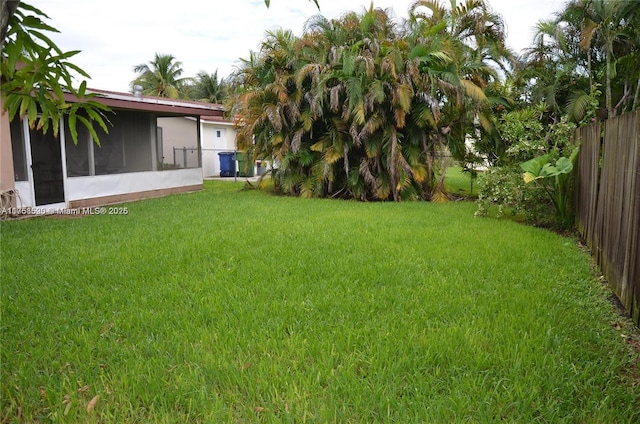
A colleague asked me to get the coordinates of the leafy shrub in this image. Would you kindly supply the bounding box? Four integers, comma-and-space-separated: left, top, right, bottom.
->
501, 108, 547, 162
475, 107, 577, 226
501, 108, 577, 163
475, 166, 553, 224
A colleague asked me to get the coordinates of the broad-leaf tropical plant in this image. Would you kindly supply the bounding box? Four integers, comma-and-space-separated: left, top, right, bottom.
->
1, 1, 111, 144
520, 148, 579, 229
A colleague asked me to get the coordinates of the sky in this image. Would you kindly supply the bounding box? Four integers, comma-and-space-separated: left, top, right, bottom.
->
28, 0, 566, 93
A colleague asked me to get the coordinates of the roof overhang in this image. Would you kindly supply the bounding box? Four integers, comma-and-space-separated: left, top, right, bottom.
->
63, 88, 225, 117
200, 115, 236, 126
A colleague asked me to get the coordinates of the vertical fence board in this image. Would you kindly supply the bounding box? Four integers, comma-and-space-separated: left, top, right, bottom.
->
576, 110, 640, 326
626, 113, 640, 322
596, 119, 617, 292
575, 123, 601, 249
618, 114, 638, 314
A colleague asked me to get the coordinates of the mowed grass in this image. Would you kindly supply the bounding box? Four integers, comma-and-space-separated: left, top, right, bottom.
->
443, 166, 479, 197
1, 181, 638, 423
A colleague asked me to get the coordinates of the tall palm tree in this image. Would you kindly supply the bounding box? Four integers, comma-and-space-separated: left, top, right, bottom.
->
518, 0, 640, 120
233, 28, 312, 195
406, 0, 512, 176
519, 17, 589, 122
191, 70, 227, 104
566, 0, 640, 117
131, 53, 191, 99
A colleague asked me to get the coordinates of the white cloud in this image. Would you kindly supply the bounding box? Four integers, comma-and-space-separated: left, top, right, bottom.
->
27, 0, 564, 92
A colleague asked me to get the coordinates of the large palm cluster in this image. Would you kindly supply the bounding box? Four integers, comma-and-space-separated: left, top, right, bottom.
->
232, 0, 511, 201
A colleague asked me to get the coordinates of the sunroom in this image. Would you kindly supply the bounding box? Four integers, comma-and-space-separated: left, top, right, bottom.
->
1, 89, 224, 212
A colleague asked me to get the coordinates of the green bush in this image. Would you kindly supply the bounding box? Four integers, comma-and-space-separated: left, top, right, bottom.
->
475, 165, 553, 224
475, 107, 578, 227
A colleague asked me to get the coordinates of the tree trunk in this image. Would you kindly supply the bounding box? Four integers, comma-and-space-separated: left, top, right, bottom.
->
633, 72, 640, 111
587, 49, 593, 91
389, 126, 399, 201
0, 0, 20, 50
605, 48, 615, 118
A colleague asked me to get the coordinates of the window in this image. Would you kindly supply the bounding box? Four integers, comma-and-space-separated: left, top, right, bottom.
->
217, 130, 221, 138
64, 110, 154, 176
9, 118, 28, 181
65, 119, 91, 176
93, 111, 153, 175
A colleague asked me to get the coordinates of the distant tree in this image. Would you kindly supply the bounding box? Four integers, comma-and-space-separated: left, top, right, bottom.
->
517, 16, 589, 123
516, 0, 640, 120
190, 70, 228, 104
1, 1, 110, 143
573, 0, 640, 117
131, 53, 191, 99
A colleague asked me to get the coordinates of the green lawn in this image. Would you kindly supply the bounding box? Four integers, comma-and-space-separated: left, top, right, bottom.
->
1, 181, 638, 422
443, 166, 479, 197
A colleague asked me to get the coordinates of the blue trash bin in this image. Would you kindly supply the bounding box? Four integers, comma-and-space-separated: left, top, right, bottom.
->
218, 152, 236, 177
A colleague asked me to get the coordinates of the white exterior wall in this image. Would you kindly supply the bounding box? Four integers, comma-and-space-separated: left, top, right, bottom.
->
201, 121, 237, 177
66, 168, 202, 202
12, 169, 201, 209
13, 181, 33, 208
157, 117, 199, 168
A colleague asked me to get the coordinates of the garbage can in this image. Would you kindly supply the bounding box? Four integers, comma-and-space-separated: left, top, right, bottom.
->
236, 151, 254, 177
218, 152, 236, 177
256, 161, 267, 176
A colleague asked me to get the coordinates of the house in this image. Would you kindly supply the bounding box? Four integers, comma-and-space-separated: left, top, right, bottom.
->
0, 89, 225, 214
157, 115, 237, 178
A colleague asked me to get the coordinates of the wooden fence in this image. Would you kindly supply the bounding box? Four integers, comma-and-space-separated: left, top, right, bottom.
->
575, 110, 640, 326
